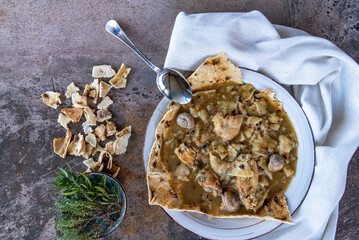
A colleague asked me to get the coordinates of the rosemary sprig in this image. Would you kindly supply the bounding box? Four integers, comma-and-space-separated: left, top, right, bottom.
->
49, 163, 121, 240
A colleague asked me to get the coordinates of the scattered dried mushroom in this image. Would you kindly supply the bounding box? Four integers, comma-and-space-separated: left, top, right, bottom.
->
41, 91, 61, 109
43, 63, 132, 178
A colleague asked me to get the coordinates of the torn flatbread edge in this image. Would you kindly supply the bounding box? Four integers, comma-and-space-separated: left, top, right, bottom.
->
146, 53, 293, 224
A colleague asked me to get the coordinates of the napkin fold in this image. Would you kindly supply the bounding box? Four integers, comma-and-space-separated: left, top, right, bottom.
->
164, 11, 359, 240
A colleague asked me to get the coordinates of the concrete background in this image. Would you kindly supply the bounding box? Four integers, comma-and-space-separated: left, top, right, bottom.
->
0, 0, 358, 239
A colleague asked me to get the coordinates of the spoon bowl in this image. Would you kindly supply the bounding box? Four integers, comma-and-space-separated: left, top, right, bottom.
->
157, 68, 192, 104
105, 20, 192, 104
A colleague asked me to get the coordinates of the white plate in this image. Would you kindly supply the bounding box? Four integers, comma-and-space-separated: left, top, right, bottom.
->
143, 69, 315, 240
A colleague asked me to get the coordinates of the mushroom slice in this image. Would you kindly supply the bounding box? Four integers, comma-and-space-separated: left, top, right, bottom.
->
106, 120, 117, 137
96, 109, 112, 122
222, 191, 240, 212
109, 63, 131, 88
113, 126, 131, 155
94, 124, 106, 141
83, 79, 100, 104
258, 156, 273, 180
41, 91, 61, 109
105, 141, 115, 155
212, 113, 243, 141
71, 92, 88, 108
175, 143, 197, 170
82, 121, 92, 134
53, 130, 72, 158
57, 113, 71, 129
82, 143, 94, 158
97, 96, 113, 110
65, 82, 80, 98
92, 65, 116, 78
99, 81, 112, 98
176, 113, 195, 129
83, 108, 97, 126
85, 132, 97, 147
68, 134, 86, 156
173, 163, 191, 181
61, 108, 83, 123
283, 163, 294, 177
196, 167, 222, 197
83, 158, 96, 171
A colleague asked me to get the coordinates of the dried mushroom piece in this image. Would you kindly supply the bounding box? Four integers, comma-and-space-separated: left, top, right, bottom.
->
58, 113, 71, 129
91, 144, 102, 156
92, 65, 116, 78
97, 96, 113, 110
109, 63, 131, 88
113, 126, 131, 155
105, 142, 115, 155
68, 134, 86, 156
83, 108, 97, 126
96, 109, 112, 122
53, 130, 72, 158
95, 124, 106, 141
82, 121, 92, 134
71, 92, 88, 108
99, 81, 112, 97
65, 82, 80, 98
85, 132, 97, 147
41, 91, 61, 109
61, 108, 83, 123
83, 79, 100, 104
106, 121, 117, 137
83, 158, 96, 171
95, 151, 120, 178
82, 143, 94, 158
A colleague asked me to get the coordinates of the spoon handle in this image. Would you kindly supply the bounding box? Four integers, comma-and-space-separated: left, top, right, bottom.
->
106, 20, 161, 74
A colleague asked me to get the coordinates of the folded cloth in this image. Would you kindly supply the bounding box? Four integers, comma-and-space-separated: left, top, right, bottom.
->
164, 11, 359, 240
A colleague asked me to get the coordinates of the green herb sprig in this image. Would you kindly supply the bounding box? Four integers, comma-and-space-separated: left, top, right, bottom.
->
49, 164, 122, 240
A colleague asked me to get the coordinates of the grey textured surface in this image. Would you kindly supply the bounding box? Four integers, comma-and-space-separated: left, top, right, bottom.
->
0, 0, 358, 239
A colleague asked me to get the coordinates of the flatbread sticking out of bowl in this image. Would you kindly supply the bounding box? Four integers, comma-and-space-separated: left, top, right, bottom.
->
187, 52, 243, 92
147, 53, 297, 224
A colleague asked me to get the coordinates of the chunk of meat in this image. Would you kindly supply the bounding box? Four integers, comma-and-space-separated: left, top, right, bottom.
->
212, 113, 243, 141
196, 167, 222, 197
175, 143, 197, 170
235, 159, 259, 210
259, 191, 293, 223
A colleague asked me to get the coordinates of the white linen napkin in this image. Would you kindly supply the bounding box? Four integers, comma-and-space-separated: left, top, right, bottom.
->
164, 11, 359, 240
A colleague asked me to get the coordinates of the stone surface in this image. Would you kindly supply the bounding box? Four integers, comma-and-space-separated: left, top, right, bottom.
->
0, 0, 358, 239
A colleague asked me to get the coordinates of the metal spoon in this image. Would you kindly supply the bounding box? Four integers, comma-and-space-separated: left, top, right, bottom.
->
105, 20, 192, 104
